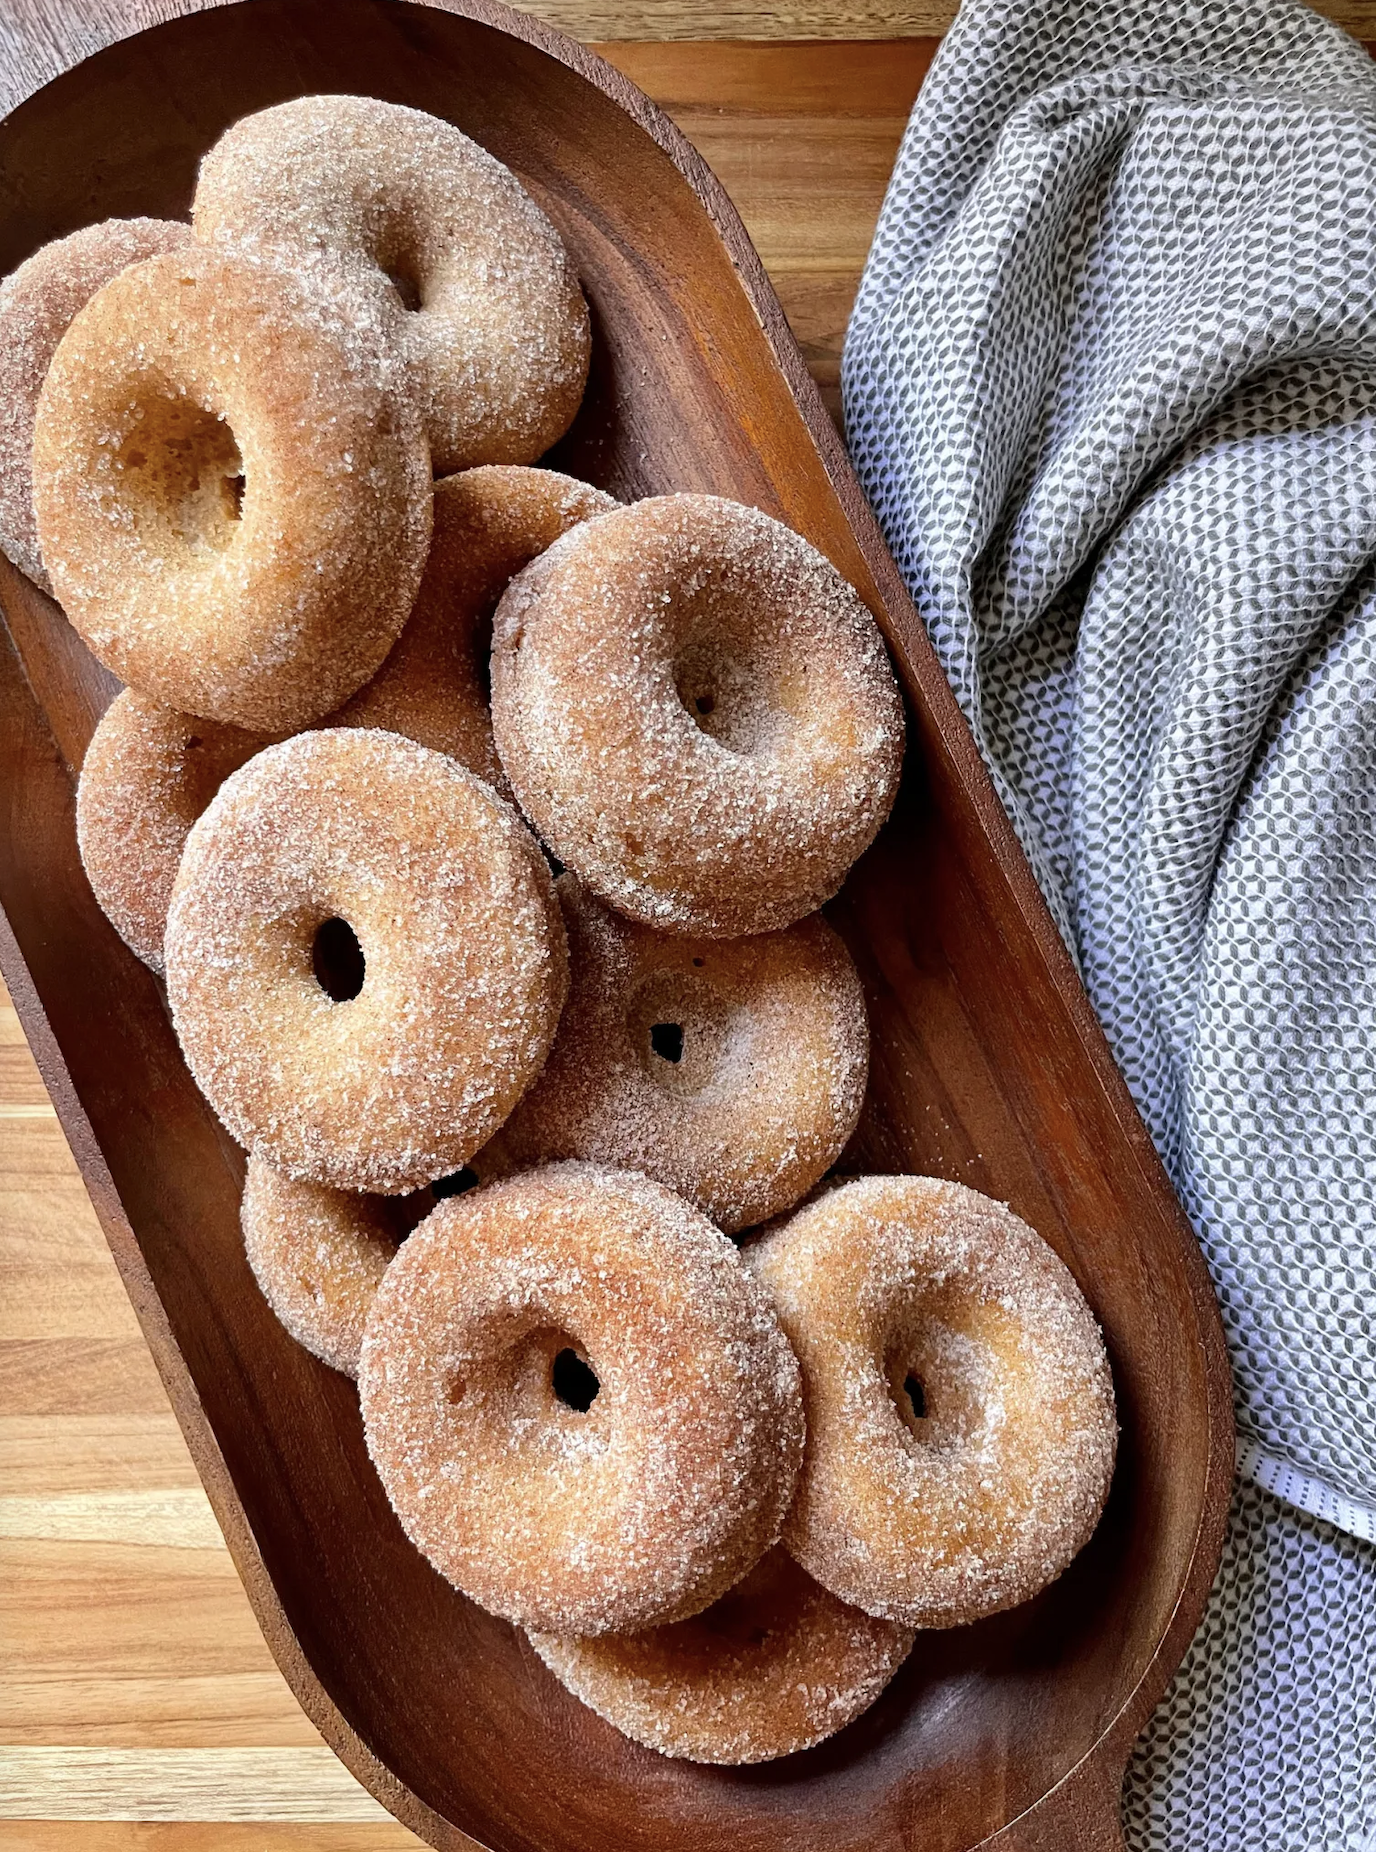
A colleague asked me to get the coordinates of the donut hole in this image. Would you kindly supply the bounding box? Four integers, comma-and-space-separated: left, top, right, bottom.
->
112, 398, 245, 557
675, 636, 779, 755
627, 970, 740, 1098
447, 1331, 601, 1425
649, 1021, 684, 1064
673, 622, 813, 759
294, 1271, 326, 1310
888, 1350, 933, 1443
377, 225, 429, 313
551, 1346, 600, 1412
498, 1326, 604, 1429
887, 1316, 998, 1450
384, 264, 424, 313
312, 917, 366, 1003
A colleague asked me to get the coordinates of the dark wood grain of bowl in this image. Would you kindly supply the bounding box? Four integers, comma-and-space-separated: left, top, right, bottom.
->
0, 3, 1233, 1846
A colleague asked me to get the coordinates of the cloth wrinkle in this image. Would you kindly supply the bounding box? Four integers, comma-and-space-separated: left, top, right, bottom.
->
843, 0, 1376, 1841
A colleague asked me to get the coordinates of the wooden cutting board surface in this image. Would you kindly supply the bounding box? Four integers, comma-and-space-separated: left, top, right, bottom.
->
2, 4, 1373, 1847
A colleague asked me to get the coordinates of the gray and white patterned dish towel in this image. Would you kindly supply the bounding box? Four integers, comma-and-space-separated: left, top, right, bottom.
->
842, 0, 1375, 1842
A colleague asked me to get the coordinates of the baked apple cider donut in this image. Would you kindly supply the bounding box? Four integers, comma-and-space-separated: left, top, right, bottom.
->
32, 244, 432, 731
241, 1153, 407, 1378
495, 875, 869, 1232
358, 1163, 804, 1636
193, 94, 590, 473
76, 691, 272, 972
165, 729, 568, 1194
241, 1156, 491, 1377
490, 495, 905, 936
332, 466, 615, 786
529, 1546, 915, 1764
77, 468, 613, 966
746, 1176, 1117, 1628
0, 216, 190, 590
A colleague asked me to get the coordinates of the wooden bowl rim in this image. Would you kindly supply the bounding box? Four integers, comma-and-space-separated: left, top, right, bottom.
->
0, 2, 1236, 1845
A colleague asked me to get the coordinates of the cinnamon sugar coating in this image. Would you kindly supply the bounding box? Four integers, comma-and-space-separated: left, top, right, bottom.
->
165, 729, 568, 1194
77, 690, 272, 972
529, 1546, 914, 1763
75, 467, 610, 963
358, 1163, 805, 1636
75, 465, 609, 966
745, 1176, 1117, 1628
33, 244, 432, 731
193, 95, 590, 474
241, 1153, 405, 1378
332, 466, 615, 787
0, 217, 190, 591
490, 494, 905, 936
496, 876, 869, 1232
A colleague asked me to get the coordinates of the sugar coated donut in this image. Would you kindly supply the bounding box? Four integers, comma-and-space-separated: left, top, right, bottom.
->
0, 217, 190, 591
494, 875, 869, 1232
33, 244, 432, 731
193, 95, 590, 474
77, 691, 272, 971
358, 1163, 805, 1635
74, 467, 609, 964
529, 1546, 914, 1764
76, 464, 613, 973
241, 1153, 405, 1377
490, 494, 905, 936
331, 466, 615, 787
165, 728, 567, 1194
746, 1177, 1116, 1628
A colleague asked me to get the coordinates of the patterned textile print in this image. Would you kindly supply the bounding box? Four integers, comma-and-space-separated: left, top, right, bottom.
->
1122, 1481, 1376, 1850
842, 0, 1376, 1841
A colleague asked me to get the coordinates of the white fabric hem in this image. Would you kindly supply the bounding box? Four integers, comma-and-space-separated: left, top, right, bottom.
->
1236, 1436, 1376, 1543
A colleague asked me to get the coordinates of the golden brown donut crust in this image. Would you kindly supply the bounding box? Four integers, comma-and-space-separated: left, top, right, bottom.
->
495, 875, 869, 1232
332, 466, 615, 787
33, 245, 432, 731
77, 690, 273, 971
490, 494, 906, 936
75, 466, 611, 970
193, 95, 590, 473
165, 728, 568, 1194
529, 1546, 914, 1764
358, 1163, 805, 1636
75, 467, 611, 964
241, 1153, 404, 1378
746, 1176, 1117, 1628
0, 217, 190, 591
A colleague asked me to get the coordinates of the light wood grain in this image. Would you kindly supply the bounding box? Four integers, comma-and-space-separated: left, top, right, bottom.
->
0, 1488, 224, 1545
0, 1831, 419, 1850
607, 41, 929, 420
0, 984, 427, 1838
0, 1749, 394, 1820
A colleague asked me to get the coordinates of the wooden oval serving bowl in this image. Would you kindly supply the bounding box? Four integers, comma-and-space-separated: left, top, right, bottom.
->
0, 3, 1233, 1847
